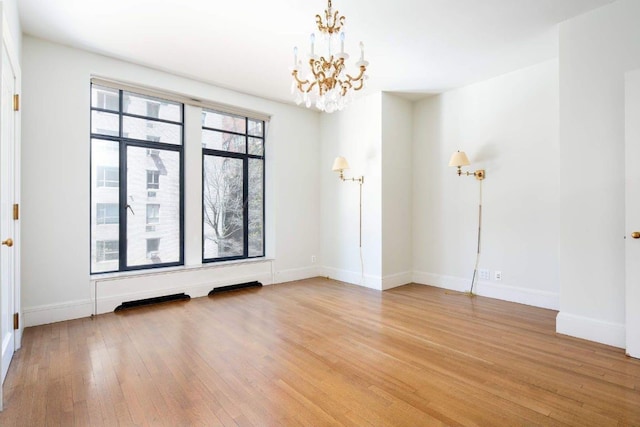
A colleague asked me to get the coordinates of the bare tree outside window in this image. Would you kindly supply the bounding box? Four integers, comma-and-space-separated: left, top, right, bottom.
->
203, 156, 244, 258
202, 109, 264, 261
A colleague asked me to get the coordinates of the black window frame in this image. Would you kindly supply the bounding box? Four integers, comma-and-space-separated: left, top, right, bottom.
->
90, 84, 185, 274
202, 110, 265, 263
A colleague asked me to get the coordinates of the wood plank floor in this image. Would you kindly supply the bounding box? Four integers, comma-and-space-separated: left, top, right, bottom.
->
1, 278, 639, 426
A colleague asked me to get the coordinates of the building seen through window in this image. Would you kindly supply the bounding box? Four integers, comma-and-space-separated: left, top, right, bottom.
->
90, 84, 183, 273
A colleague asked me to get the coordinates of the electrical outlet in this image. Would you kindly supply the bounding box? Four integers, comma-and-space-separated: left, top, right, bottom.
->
494, 271, 502, 281
311, 255, 317, 263
478, 269, 490, 280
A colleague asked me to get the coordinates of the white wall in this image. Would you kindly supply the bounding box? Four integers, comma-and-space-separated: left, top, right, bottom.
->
1, 0, 21, 61
21, 36, 321, 326
413, 59, 560, 309
557, 0, 640, 348
381, 93, 413, 289
320, 93, 383, 288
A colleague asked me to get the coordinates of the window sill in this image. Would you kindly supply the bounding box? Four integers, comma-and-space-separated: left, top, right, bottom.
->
90, 257, 274, 282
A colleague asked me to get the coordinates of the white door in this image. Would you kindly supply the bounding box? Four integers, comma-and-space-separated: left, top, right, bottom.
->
0, 40, 17, 403
625, 69, 640, 359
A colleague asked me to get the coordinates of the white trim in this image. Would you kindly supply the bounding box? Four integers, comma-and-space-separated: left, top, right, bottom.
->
25, 270, 275, 327
91, 76, 271, 122
23, 299, 93, 328
381, 271, 412, 290
95, 271, 272, 314
556, 311, 625, 349
91, 257, 275, 282
412, 271, 560, 310
412, 271, 469, 292
323, 266, 382, 290
273, 266, 322, 284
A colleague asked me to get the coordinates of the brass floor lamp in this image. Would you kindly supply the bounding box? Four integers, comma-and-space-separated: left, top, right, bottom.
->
449, 150, 485, 295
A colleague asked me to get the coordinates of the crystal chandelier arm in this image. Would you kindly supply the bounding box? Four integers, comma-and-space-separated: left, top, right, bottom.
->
292, 70, 309, 86
307, 80, 318, 93
345, 65, 367, 91
339, 81, 352, 96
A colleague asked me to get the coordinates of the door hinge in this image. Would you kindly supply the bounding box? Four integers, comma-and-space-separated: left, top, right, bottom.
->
13, 94, 19, 112
13, 204, 19, 220
13, 312, 18, 330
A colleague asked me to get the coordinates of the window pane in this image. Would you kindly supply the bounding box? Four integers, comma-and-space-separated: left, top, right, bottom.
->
123, 116, 182, 145
91, 85, 119, 111
202, 129, 246, 153
91, 139, 120, 273
203, 155, 244, 259
91, 111, 119, 136
146, 204, 160, 224
248, 137, 263, 156
126, 146, 181, 267
123, 92, 182, 122
147, 170, 160, 189
146, 238, 160, 259
96, 166, 119, 187
249, 159, 264, 257
248, 119, 263, 137
97, 203, 119, 224
96, 240, 119, 262
202, 110, 245, 133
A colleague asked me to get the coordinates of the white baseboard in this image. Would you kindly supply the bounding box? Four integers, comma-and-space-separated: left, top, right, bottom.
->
412, 271, 560, 310
381, 271, 412, 290
24, 268, 274, 327
273, 266, 322, 284
323, 266, 382, 290
23, 299, 93, 328
413, 271, 469, 292
556, 312, 625, 349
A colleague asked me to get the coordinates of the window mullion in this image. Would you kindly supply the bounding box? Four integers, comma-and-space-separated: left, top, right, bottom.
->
243, 155, 249, 258
119, 147, 127, 269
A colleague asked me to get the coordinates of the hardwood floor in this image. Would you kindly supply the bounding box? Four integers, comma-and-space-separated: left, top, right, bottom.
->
1, 278, 639, 426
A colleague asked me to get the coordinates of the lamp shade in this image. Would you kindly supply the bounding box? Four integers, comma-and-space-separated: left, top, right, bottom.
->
332, 156, 350, 171
448, 150, 471, 167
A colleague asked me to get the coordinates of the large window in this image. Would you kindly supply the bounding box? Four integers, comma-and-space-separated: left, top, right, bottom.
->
202, 110, 264, 261
90, 84, 184, 273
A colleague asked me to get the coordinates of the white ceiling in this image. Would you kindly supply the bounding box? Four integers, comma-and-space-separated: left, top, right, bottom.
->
18, 0, 614, 104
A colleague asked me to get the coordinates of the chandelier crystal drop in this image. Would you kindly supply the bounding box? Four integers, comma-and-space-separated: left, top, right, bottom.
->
291, 0, 369, 113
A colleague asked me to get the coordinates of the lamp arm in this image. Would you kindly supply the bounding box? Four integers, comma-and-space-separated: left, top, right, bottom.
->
457, 169, 485, 180
341, 175, 364, 184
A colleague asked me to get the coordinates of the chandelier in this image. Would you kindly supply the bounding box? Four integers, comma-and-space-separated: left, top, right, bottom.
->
291, 0, 369, 113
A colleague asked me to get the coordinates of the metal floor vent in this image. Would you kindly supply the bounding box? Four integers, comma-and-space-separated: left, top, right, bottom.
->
114, 293, 191, 312
208, 281, 262, 296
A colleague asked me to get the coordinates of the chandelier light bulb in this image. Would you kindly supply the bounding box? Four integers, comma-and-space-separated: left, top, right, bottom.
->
310, 33, 315, 57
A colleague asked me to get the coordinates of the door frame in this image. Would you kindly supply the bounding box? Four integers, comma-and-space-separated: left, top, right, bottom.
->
626, 69, 640, 359
0, 7, 22, 410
